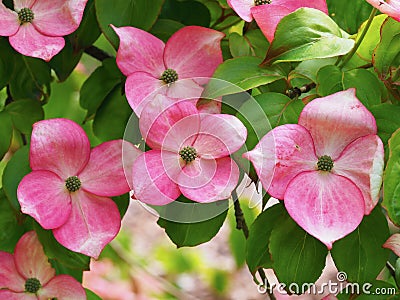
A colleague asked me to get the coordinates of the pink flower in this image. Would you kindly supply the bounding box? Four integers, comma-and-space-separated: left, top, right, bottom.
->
366, 0, 400, 21
111, 25, 224, 116
132, 95, 247, 205
0, 231, 86, 299
0, 0, 88, 61
243, 89, 384, 248
17, 119, 141, 258
383, 233, 400, 256
227, 0, 328, 42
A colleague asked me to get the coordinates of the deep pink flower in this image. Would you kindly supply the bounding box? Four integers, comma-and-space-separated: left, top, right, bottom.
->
111, 25, 224, 116
132, 95, 247, 205
227, 0, 328, 42
243, 89, 384, 248
366, 0, 400, 21
0, 0, 88, 61
383, 233, 400, 256
17, 119, 141, 258
0, 231, 86, 299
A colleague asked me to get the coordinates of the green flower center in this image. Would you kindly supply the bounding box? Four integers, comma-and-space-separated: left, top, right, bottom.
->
317, 155, 334, 172
160, 69, 178, 84
18, 7, 34, 24
25, 278, 41, 294
65, 176, 81, 192
179, 146, 197, 163
254, 0, 271, 5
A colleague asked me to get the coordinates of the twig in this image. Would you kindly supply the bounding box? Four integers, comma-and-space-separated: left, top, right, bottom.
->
84, 45, 112, 62
286, 82, 316, 99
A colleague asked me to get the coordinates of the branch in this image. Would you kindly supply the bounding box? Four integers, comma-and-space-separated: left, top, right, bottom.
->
286, 82, 316, 99
84, 45, 112, 61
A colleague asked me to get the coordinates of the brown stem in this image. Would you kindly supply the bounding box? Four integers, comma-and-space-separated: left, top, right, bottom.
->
84, 45, 112, 61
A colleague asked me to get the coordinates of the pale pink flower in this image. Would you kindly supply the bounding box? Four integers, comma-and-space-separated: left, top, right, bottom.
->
366, 0, 400, 21
17, 119, 141, 258
244, 89, 384, 248
111, 25, 224, 116
227, 0, 328, 42
0, 231, 86, 299
0, 0, 88, 61
383, 233, 400, 256
132, 95, 247, 205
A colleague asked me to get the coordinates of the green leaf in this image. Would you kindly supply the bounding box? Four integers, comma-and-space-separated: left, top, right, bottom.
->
49, 40, 83, 82
263, 8, 354, 65
86, 289, 102, 300
370, 104, 400, 145
229, 33, 252, 57
113, 193, 130, 219
206, 56, 285, 97
5, 99, 44, 134
95, 0, 164, 48
150, 18, 185, 42
0, 38, 15, 90
316, 64, 343, 96
244, 29, 269, 59
383, 129, 400, 226
246, 203, 286, 274
269, 210, 328, 292
331, 206, 390, 284
160, 0, 211, 27
290, 57, 337, 82
0, 111, 13, 160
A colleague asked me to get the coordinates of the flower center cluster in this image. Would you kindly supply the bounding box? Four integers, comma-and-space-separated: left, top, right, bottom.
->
18, 7, 34, 24
179, 146, 197, 163
160, 69, 178, 84
65, 176, 81, 192
254, 0, 271, 5
25, 278, 41, 294
317, 155, 334, 172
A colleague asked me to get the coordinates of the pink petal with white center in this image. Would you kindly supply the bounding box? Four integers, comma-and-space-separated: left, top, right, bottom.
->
38, 275, 86, 300
0, 291, 37, 300
125, 71, 164, 116
17, 170, 72, 230
9, 24, 65, 61
30, 119, 90, 179
165, 78, 204, 101
298, 89, 377, 160
366, 0, 400, 21
284, 171, 365, 249
383, 233, 400, 257
53, 191, 121, 258
334, 135, 384, 214
0, 252, 25, 292
243, 124, 317, 199
0, 4, 19, 36
227, 0, 255, 22
14, 0, 35, 10
132, 150, 182, 205
80, 140, 134, 197
14, 231, 55, 286
193, 114, 247, 159
32, 0, 88, 36
177, 158, 217, 190
112, 25, 165, 77
164, 26, 224, 83
179, 157, 239, 202
140, 96, 200, 151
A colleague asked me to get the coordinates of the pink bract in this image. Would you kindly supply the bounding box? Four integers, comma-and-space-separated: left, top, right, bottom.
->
383, 233, 400, 256
227, 0, 328, 42
0, 0, 88, 61
132, 95, 247, 205
366, 0, 400, 21
243, 89, 384, 249
111, 25, 224, 116
17, 118, 142, 258
0, 231, 86, 299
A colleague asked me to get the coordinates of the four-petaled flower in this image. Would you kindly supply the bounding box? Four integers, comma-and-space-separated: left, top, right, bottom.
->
132, 95, 247, 205
111, 25, 224, 116
366, 0, 400, 21
0, 0, 88, 61
244, 89, 384, 248
17, 118, 141, 258
227, 0, 328, 42
0, 231, 86, 299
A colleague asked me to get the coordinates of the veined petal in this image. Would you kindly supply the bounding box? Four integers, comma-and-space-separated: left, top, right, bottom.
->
284, 171, 365, 249
165, 78, 204, 101
227, 0, 255, 22
132, 150, 182, 205
243, 124, 317, 199
38, 275, 86, 300
366, 0, 400, 21
14, 231, 55, 286
122, 142, 142, 190
80, 140, 139, 197
112, 25, 165, 77
17, 170, 72, 230
196, 98, 222, 114
9, 24, 65, 61
298, 89, 377, 160
334, 135, 384, 215
179, 157, 239, 202
0, 252, 25, 292
30, 119, 90, 179
0, 3, 19, 36
383, 233, 400, 257
14, 0, 36, 10
53, 191, 121, 259
0, 291, 37, 300
164, 26, 224, 81
193, 114, 247, 159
